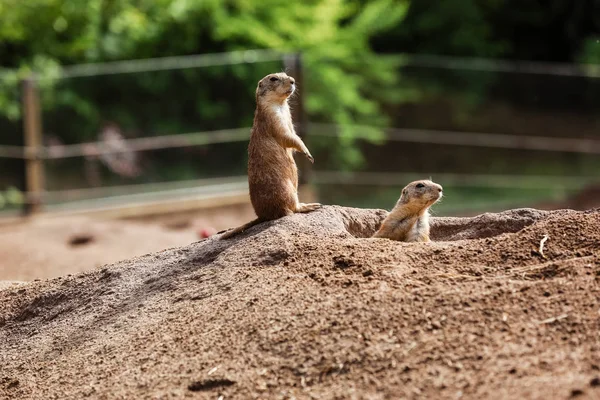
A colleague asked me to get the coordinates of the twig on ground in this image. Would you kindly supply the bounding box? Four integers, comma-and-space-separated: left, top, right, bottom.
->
536, 314, 568, 324
538, 234, 549, 258
207, 365, 220, 375
432, 272, 480, 280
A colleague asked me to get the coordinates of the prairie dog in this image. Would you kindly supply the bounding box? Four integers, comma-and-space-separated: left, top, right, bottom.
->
373, 180, 443, 242
221, 73, 321, 239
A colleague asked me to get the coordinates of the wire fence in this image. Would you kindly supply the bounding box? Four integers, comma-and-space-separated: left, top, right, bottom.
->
33, 170, 594, 215
0, 50, 599, 216
313, 171, 597, 190
0, 128, 251, 159
3, 124, 600, 160
310, 124, 600, 154
3, 51, 599, 80
394, 54, 600, 78
0, 49, 289, 81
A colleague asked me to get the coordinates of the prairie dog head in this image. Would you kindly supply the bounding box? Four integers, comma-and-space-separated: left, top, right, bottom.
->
256, 72, 296, 105
399, 180, 443, 209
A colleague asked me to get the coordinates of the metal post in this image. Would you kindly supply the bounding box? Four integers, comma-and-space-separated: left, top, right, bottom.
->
21, 77, 45, 214
284, 53, 311, 185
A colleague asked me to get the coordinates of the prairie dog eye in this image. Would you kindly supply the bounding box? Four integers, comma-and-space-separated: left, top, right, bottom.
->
416, 183, 425, 188
269, 77, 279, 82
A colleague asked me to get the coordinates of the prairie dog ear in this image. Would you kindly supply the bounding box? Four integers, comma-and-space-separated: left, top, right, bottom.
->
256, 80, 266, 97
400, 188, 409, 201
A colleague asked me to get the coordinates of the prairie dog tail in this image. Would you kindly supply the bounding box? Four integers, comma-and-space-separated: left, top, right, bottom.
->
219, 218, 264, 240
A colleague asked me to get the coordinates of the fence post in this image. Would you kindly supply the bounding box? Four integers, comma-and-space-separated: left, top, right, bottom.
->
283, 53, 311, 185
21, 77, 45, 215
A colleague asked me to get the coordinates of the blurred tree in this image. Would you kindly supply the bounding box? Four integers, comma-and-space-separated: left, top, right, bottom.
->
0, 0, 410, 169
579, 36, 600, 64
370, 0, 600, 129
371, 0, 506, 57
371, 0, 600, 62
491, 0, 599, 62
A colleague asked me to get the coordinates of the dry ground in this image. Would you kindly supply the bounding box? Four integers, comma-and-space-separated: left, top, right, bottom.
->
0, 206, 599, 400
0, 216, 198, 281
0, 202, 256, 282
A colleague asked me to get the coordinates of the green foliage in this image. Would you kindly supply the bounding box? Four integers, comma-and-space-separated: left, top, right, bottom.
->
209, 0, 410, 167
372, 0, 599, 63
370, 0, 600, 113
0, 0, 409, 169
376, 0, 507, 58
1, 0, 597, 198
579, 37, 600, 65
0, 186, 24, 209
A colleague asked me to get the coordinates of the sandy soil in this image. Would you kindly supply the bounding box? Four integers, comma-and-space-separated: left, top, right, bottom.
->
0, 216, 199, 281
0, 202, 258, 282
0, 206, 599, 400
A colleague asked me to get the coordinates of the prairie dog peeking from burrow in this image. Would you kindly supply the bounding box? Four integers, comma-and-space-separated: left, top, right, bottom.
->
373, 180, 443, 242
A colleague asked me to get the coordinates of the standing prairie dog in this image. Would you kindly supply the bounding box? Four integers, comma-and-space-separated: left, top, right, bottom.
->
373, 180, 443, 242
221, 73, 321, 239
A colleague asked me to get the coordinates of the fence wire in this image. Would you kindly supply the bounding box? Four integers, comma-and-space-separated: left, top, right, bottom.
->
393, 54, 600, 78
0, 49, 287, 81
3, 51, 598, 81
310, 124, 600, 154
1, 51, 598, 215
313, 171, 597, 190
2, 125, 600, 159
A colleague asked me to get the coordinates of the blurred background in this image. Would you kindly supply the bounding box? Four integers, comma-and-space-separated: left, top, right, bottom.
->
0, 0, 599, 281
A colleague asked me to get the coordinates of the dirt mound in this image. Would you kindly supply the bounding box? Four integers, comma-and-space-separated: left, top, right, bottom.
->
1, 206, 599, 400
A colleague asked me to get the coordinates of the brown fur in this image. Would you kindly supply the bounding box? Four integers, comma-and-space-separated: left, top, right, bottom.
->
221, 73, 320, 239
373, 180, 443, 242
